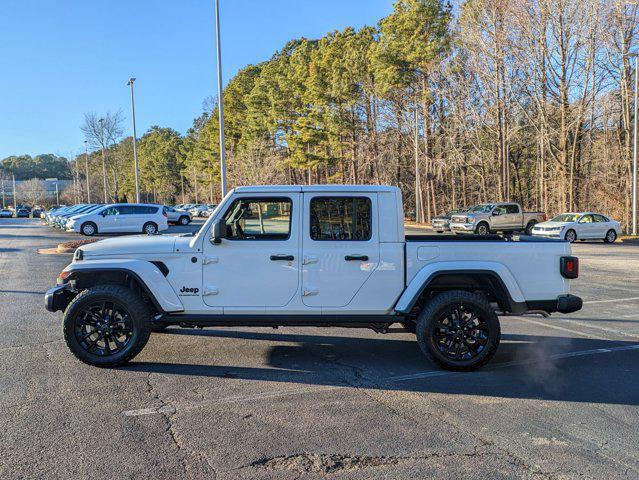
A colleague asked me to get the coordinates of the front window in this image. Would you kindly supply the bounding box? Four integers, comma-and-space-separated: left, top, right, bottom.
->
470, 204, 494, 214
221, 197, 292, 240
310, 197, 372, 241
550, 214, 581, 223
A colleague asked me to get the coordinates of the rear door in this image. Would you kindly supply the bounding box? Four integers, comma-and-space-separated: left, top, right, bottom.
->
301, 193, 379, 307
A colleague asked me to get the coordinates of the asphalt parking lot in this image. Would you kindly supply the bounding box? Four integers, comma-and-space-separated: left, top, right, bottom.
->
1, 218, 638, 479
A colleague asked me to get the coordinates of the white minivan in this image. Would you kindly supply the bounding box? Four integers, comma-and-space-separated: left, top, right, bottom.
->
66, 204, 169, 236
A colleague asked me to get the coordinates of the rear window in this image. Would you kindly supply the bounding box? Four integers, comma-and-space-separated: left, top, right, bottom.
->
310, 197, 372, 241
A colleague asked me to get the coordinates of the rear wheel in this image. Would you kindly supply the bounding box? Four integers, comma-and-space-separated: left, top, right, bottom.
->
143, 222, 158, 235
604, 229, 617, 244
62, 285, 152, 367
525, 221, 537, 236
564, 229, 577, 243
416, 290, 500, 371
179, 216, 190, 226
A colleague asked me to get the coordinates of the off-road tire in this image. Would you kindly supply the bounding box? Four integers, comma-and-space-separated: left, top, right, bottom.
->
604, 229, 617, 244
63, 285, 152, 367
565, 229, 577, 243
143, 222, 158, 235
416, 290, 501, 371
179, 216, 190, 226
81, 222, 97, 236
475, 222, 490, 236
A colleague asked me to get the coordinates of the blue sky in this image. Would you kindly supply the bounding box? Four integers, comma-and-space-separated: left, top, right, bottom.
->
0, 0, 393, 159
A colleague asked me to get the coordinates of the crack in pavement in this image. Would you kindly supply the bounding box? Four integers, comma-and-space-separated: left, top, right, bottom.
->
144, 372, 218, 479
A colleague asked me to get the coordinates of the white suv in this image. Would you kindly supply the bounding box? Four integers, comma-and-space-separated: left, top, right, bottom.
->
66, 204, 169, 236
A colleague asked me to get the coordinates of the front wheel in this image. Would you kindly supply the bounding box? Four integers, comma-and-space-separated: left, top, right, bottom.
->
416, 290, 501, 371
62, 285, 152, 367
604, 229, 617, 243
565, 229, 577, 243
475, 222, 489, 236
81, 222, 97, 236
179, 216, 190, 226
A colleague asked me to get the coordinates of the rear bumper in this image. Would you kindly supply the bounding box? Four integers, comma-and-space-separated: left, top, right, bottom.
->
526, 294, 583, 314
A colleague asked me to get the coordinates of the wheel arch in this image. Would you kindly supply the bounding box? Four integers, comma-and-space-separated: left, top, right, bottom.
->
61, 261, 184, 313
395, 264, 526, 315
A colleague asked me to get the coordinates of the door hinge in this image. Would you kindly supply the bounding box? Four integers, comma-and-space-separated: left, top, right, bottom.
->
203, 286, 219, 296
302, 255, 318, 265
203, 255, 219, 265
302, 287, 319, 296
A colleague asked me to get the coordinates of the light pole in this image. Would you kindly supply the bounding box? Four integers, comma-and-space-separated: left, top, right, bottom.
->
84, 140, 91, 202
99, 118, 108, 203
127, 77, 141, 203
630, 53, 638, 236
214, 0, 227, 196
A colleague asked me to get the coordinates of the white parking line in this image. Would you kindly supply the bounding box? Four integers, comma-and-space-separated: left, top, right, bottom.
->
516, 317, 600, 339
123, 342, 639, 415
389, 344, 639, 382
583, 296, 639, 305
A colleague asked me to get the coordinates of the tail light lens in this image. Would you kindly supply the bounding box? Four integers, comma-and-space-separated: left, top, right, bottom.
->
560, 256, 579, 279
542, 213, 547, 221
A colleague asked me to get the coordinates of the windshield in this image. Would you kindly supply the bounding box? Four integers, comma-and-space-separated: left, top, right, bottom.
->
551, 213, 581, 223
470, 204, 494, 214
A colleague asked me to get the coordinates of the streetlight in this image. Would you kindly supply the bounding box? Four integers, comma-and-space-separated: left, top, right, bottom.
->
84, 140, 91, 203
127, 77, 141, 203
98, 117, 108, 203
627, 52, 638, 236
214, 0, 227, 197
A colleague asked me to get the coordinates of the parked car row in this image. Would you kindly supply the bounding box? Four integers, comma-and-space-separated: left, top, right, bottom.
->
175, 203, 218, 218
0, 205, 44, 218
432, 202, 621, 243
43, 203, 169, 236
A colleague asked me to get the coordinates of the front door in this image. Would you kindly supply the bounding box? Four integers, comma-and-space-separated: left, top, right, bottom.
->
202, 194, 300, 309
100, 206, 120, 232
491, 205, 509, 230
301, 193, 380, 308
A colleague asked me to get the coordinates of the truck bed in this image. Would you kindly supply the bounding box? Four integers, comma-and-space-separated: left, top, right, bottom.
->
405, 234, 562, 242
404, 234, 572, 303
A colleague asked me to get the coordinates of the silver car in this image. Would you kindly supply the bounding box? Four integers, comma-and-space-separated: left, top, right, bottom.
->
163, 206, 192, 225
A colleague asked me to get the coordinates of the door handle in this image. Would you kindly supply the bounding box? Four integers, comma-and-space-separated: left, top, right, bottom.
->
345, 255, 368, 261
270, 254, 294, 261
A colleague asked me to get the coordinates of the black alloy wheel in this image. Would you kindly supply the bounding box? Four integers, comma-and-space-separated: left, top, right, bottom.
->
63, 285, 152, 367
417, 290, 500, 371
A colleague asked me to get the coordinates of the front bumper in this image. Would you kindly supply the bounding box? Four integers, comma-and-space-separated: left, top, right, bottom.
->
45, 284, 74, 312
431, 221, 450, 231
450, 222, 475, 233
531, 230, 563, 238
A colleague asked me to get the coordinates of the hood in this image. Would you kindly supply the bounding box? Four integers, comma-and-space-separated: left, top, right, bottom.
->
534, 221, 569, 229
79, 235, 178, 257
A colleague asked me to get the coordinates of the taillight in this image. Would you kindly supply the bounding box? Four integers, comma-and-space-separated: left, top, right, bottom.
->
542, 213, 547, 221
163, 211, 168, 217
560, 256, 578, 279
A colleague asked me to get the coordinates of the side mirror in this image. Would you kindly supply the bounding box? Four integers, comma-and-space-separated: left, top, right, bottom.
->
492, 210, 500, 216
212, 219, 226, 244
101, 211, 107, 217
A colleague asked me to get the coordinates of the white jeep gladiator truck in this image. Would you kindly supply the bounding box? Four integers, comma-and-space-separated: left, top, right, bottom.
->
450, 202, 546, 236
45, 185, 582, 371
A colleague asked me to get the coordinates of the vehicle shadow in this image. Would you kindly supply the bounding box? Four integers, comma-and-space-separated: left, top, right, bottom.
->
128, 329, 639, 406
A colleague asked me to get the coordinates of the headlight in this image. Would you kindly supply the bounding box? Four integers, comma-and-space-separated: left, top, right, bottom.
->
547, 226, 563, 231
468, 217, 476, 223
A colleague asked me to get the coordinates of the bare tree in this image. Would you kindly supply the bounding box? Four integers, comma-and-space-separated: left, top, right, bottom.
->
81, 111, 124, 202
